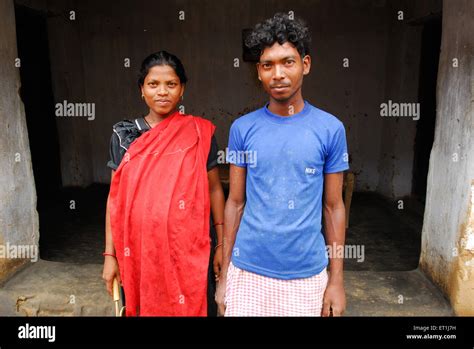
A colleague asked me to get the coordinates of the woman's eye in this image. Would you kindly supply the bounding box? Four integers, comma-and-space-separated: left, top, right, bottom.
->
148, 83, 157, 87
168, 82, 177, 87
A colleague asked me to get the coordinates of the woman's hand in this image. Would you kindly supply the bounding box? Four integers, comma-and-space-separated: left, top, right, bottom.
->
102, 256, 121, 297
213, 245, 223, 282
208, 166, 225, 282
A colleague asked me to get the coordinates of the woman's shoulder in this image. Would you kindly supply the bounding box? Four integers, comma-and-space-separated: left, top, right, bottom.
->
189, 115, 215, 130
189, 116, 216, 139
110, 118, 143, 147
112, 119, 139, 132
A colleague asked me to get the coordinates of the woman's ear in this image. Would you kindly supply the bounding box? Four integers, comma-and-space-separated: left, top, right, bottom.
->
140, 86, 145, 99
180, 84, 186, 98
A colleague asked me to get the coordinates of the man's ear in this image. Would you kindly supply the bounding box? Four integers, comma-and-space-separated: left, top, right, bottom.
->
302, 55, 311, 76
256, 63, 261, 81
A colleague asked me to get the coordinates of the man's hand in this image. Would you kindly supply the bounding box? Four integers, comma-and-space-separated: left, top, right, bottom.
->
321, 278, 346, 316
215, 164, 247, 317
215, 276, 227, 316
322, 172, 346, 317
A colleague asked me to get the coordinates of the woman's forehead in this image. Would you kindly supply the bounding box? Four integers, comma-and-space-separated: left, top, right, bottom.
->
145, 65, 179, 80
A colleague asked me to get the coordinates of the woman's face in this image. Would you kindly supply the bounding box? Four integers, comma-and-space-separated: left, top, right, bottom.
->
141, 65, 185, 117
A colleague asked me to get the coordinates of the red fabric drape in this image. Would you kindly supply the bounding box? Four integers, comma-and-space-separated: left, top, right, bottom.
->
108, 112, 215, 316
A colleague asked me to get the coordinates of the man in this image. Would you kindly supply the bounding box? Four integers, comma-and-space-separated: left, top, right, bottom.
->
215, 13, 349, 316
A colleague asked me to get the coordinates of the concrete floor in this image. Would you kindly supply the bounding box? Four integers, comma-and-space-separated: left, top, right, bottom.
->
38, 184, 107, 264
0, 261, 453, 316
0, 260, 113, 316
0, 186, 454, 316
345, 192, 424, 271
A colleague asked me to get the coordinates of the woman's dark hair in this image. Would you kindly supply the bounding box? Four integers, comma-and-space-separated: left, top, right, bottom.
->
245, 13, 311, 58
137, 51, 188, 88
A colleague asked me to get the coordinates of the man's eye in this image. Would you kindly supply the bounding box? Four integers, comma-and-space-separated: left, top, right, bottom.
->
262, 64, 272, 69
285, 60, 295, 65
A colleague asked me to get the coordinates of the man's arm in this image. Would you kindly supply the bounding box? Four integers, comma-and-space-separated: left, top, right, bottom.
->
215, 164, 246, 315
322, 172, 346, 316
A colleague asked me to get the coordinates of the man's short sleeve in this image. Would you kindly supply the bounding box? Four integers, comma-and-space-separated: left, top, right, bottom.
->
226, 121, 247, 168
324, 123, 350, 174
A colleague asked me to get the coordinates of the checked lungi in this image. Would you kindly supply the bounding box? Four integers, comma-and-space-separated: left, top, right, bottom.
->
224, 262, 328, 317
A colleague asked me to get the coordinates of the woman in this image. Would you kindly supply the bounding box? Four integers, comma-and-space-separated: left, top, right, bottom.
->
102, 51, 225, 316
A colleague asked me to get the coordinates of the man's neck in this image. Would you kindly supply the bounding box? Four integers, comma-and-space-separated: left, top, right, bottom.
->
268, 94, 305, 117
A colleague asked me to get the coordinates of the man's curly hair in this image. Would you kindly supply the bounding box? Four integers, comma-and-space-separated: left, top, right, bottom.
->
245, 13, 311, 58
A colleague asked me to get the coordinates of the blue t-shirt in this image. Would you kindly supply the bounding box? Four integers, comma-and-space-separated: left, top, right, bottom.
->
227, 101, 349, 280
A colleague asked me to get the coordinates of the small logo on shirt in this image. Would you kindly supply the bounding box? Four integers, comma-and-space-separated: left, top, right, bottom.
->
305, 167, 317, 175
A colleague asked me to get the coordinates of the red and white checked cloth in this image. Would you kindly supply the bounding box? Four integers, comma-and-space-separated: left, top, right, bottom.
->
224, 262, 328, 317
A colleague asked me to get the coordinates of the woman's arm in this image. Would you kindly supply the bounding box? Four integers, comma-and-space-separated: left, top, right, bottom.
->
105, 171, 116, 255
102, 170, 121, 297
208, 167, 225, 279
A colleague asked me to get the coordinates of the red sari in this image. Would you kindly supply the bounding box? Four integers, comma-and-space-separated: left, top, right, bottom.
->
108, 111, 215, 316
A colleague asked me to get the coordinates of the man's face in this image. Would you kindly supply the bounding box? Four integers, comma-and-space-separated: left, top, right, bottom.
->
257, 42, 311, 103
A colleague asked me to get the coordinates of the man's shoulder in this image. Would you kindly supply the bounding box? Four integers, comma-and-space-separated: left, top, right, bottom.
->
230, 107, 265, 130
307, 104, 345, 130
